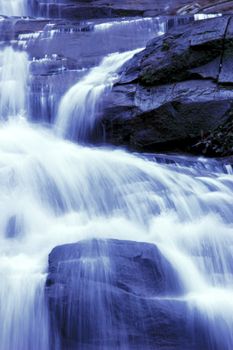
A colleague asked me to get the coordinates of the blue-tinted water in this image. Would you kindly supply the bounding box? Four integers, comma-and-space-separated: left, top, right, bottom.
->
0, 2, 232, 349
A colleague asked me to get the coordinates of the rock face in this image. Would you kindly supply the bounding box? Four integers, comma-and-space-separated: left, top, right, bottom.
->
102, 15, 233, 155
29, 1, 233, 20
177, 1, 233, 15
30, 0, 225, 20
1, 0, 232, 19
46, 239, 205, 349
194, 114, 233, 156
4, 15, 173, 125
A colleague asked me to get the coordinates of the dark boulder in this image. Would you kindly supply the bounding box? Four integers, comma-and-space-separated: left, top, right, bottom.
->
46, 239, 205, 349
102, 15, 233, 156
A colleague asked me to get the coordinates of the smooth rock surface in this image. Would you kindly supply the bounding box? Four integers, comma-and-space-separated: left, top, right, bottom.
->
46, 239, 205, 349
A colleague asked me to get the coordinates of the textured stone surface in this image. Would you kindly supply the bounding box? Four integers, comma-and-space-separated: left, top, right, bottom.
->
102, 16, 233, 155
28, 1, 233, 20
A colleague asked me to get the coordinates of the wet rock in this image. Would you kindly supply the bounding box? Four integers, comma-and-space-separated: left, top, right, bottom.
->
29, 69, 87, 123
189, 57, 221, 80
102, 16, 233, 155
218, 16, 233, 84
46, 239, 203, 349
200, 1, 233, 15
30, 1, 233, 20
140, 15, 228, 86
177, 3, 201, 15
175, 1, 233, 16
0, 0, 232, 20
193, 113, 233, 156
47, 239, 182, 295
33, 1, 189, 19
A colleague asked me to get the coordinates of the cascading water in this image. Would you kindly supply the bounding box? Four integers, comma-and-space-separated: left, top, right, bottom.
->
0, 0, 60, 17
0, 4, 233, 350
0, 0, 26, 16
55, 49, 142, 141
0, 118, 233, 349
0, 46, 50, 350
0, 47, 28, 120
21, 16, 165, 125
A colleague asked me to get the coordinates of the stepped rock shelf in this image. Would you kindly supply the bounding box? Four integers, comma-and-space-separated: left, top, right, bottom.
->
2, 13, 232, 157
1, 1, 233, 19
11, 0, 233, 19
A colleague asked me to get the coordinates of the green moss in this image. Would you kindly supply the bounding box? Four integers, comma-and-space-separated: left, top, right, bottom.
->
194, 116, 233, 156
161, 41, 170, 52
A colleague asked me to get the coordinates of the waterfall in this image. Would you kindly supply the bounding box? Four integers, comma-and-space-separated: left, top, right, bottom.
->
0, 0, 26, 16
0, 7, 232, 350
94, 17, 165, 35
0, 119, 232, 348
55, 49, 142, 141
0, 47, 28, 120
0, 0, 58, 17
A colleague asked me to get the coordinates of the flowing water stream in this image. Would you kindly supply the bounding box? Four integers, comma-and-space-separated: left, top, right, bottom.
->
0, 0, 25, 16
0, 2, 232, 350
55, 49, 143, 141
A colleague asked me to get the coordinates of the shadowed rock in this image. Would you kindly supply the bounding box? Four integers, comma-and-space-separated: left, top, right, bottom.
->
30, 0, 232, 20
46, 239, 207, 349
102, 15, 233, 156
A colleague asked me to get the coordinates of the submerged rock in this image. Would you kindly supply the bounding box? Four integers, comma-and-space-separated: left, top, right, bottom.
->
102, 15, 233, 156
46, 239, 206, 350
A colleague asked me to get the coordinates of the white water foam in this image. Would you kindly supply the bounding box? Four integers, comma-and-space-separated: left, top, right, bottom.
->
0, 0, 26, 16
94, 17, 154, 31
0, 10, 232, 346
0, 119, 232, 348
0, 47, 28, 120
55, 48, 142, 141
194, 13, 222, 21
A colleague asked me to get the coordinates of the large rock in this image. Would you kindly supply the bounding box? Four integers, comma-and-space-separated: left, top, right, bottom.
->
102, 16, 233, 155
46, 239, 206, 349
